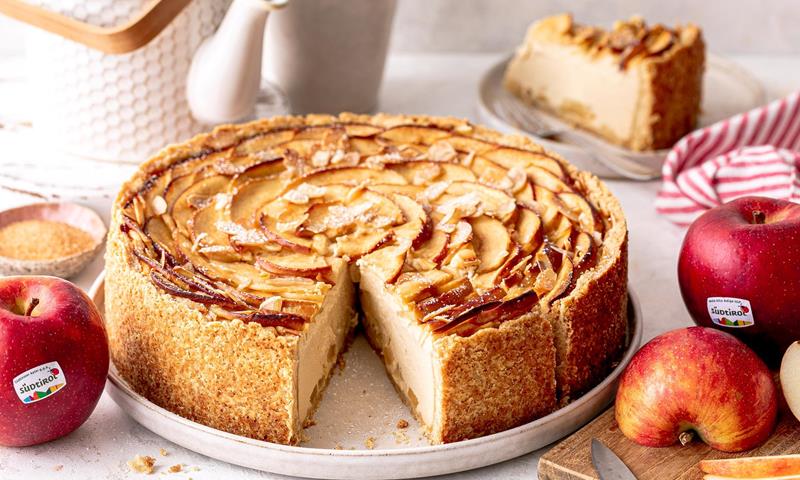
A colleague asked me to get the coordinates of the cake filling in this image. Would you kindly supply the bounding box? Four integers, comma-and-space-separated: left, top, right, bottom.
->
359, 268, 439, 429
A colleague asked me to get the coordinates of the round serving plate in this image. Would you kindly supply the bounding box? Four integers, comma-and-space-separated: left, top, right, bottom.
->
89, 271, 643, 479
478, 54, 767, 180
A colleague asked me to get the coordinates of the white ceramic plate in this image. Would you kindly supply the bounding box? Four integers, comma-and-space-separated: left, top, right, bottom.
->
90, 272, 642, 479
478, 54, 767, 180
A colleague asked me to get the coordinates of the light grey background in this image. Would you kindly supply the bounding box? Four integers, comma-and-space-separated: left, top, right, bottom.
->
0, 0, 799, 55
389, 0, 800, 54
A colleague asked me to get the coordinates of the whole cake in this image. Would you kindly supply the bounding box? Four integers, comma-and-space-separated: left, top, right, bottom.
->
105, 113, 628, 445
504, 14, 705, 151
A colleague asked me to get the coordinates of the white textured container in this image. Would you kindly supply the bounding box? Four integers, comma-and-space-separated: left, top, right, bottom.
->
23, 0, 229, 164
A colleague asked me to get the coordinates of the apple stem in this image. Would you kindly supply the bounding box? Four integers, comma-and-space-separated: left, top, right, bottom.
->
25, 298, 39, 317
678, 430, 695, 446
752, 210, 766, 224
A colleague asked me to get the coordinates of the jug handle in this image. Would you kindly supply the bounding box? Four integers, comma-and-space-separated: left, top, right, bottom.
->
186, 0, 288, 125
0, 0, 192, 54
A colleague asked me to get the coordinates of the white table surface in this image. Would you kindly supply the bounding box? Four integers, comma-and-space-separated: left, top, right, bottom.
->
1, 52, 799, 479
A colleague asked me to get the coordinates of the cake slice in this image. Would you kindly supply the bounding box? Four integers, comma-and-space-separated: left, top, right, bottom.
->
504, 14, 705, 151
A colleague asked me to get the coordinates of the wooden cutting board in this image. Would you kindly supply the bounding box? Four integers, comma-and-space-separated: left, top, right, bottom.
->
538, 407, 800, 479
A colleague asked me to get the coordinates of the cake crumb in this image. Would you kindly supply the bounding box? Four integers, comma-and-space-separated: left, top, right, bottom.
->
364, 437, 376, 449
159, 448, 168, 457
393, 430, 410, 444
334, 444, 343, 450
53, 465, 63, 471
303, 418, 317, 428
396, 419, 409, 429
335, 355, 347, 374
128, 455, 156, 474
168, 464, 182, 473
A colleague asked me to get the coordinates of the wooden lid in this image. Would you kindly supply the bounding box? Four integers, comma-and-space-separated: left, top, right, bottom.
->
0, 0, 192, 54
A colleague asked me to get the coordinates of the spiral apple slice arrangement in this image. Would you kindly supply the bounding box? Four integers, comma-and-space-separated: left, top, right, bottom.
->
118, 122, 606, 338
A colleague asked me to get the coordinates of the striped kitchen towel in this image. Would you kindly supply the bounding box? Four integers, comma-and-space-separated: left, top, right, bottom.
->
656, 90, 800, 226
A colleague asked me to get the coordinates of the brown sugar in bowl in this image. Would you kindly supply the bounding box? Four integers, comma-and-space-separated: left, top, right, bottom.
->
0, 202, 106, 278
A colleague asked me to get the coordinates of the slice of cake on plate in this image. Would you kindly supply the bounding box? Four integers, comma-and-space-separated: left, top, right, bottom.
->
504, 14, 705, 151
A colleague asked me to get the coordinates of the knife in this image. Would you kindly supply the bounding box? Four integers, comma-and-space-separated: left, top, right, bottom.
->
591, 438, 638, 480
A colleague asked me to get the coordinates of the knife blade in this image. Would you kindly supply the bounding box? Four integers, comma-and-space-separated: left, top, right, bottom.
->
591, 438, 638, 480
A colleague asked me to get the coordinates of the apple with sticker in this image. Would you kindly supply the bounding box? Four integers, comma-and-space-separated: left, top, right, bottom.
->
678, 196, 800, 366
0, 276, 109, 446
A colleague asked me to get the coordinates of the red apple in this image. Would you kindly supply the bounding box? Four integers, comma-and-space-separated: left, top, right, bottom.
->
615, 327, 777, 452
678, 196, 800, 366
0, 276, 109, 446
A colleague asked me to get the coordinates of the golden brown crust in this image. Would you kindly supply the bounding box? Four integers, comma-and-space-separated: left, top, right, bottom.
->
638, 27, 705, 150
105, 224, 298, 443
435, 310, 556, 442
106, 112, 628, 445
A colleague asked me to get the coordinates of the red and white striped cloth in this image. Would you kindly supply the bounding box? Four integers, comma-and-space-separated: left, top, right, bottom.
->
656, 91, 800, 226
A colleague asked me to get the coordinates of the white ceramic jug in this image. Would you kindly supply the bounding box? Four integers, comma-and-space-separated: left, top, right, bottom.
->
18, 0, 287, 163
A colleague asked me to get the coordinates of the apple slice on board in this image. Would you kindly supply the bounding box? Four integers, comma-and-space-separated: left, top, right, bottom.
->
781, 342, 800, 425
700, 454, 800, 478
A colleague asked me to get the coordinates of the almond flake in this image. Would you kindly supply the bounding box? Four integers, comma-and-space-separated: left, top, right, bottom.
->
454, 124, 473, 134
507, 167, 529, 193
283, 190, 310, 205
198, 245, 235, 254
151, 195, 168, 216
215, 221, 269, 245
331, 150, 360, 166
427, 141, 457, 162
214, 193, 232, 211
290, 183, 328, 203
422, 181, 450, 201
448, 220, 473, 246
254, 151, 283, 162
311, 149, 332, 167
259, 296, 283, 312
412, 163, 442, 186
436, 192, 482, 223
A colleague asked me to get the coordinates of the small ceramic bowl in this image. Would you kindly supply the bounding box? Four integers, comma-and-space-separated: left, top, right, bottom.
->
0, 202, 107, 278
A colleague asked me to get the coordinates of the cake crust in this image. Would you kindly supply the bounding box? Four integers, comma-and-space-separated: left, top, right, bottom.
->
105, 113, 628, 445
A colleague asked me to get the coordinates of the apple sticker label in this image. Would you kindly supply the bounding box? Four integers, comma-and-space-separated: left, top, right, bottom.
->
707, 297, 754, 328
12, 361, 67, 404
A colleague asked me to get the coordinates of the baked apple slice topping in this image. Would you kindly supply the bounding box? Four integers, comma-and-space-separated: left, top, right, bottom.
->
121, 119, 608, 335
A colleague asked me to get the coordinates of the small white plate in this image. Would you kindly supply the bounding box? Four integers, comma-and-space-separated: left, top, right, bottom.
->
90, 272, 642, 479
478, 54, 767, 180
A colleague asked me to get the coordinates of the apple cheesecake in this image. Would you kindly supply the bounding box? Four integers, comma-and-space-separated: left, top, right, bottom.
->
504, 14, 705, 151
105, 113, 628, 445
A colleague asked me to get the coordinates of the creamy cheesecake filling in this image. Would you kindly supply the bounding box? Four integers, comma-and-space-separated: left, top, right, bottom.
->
507, 42, 642, 144
296, 261, 355, 425
359, 268, 439, 428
